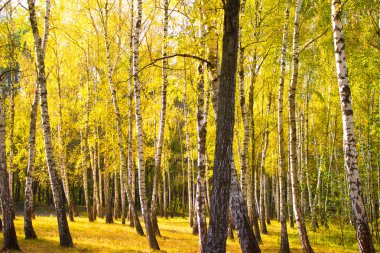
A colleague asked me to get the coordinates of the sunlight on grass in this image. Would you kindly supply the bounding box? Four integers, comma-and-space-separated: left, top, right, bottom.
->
0, 215, 378, 252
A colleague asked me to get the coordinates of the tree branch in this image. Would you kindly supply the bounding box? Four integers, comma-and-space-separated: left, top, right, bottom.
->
299, 29, 328, 54
0, 0, 11, 12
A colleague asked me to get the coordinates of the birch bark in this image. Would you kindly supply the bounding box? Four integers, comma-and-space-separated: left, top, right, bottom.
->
278, 0, 291, 251
288, 0, 313, 251
133, 0, 160, 249
27, 0, 73, 246
331, 1, 375, 252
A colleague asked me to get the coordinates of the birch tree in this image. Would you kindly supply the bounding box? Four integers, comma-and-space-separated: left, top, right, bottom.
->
151, 0, 169, 236
27, 0, 73, 247
288, 0, 313, 251
24, 80, 39, 239
133, 0, 160, 249
331, 1, 375, 252
0, 87, 19, 250
278, 0, 291, 251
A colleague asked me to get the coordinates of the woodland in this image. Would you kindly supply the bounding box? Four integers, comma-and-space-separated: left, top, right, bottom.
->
0, 0, 379, 252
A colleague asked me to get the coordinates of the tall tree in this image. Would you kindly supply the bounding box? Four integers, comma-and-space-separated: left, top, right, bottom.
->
27, 0, 73, 247
331, 1, 376, 252
151, 0, 169, 236
24, 80, 39, 239
288, 0, 313, 252
259, 91, 272, 235
205, 0, 240, 251
133, 0, 160, 249
98, 0, 144, 234
278, 0, 291, 251
0, 87, 20, 250
195, 3, 208, 251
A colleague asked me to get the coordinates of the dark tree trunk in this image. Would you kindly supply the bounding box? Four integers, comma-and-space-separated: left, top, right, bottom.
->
230, 160, 261, 253
104, 163, 113, 224
205, 0, 240, 251
0, 89, 20, 251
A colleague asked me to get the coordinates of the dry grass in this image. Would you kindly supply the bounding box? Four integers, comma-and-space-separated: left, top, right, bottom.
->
0, 215, 378, 252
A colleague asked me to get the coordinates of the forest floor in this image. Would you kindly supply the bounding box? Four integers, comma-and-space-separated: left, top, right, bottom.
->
2, 211, 379, 252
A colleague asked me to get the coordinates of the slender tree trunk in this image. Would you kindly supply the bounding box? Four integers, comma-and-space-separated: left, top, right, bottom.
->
305, 96, 313, 213
288, 0, 313, 252
101, 0, 143, 233
127, 0, 135, 229
8, 76, 15, 219
121, 162, 126, 224
81, 132, 93, 222
195, 58, 208, 251
90, 147, 98, 220
133, 0, 160, 249
55, 52, 75, 222
278, 1, 291, 251
163, 168, 167, 219
0, 89, 20, 250
98, 141, 103, 218
114, 170, 120, 219
24, 82, 39, 239
311, 154, 321, 232
27, 0, 73, 247
331, 2, 375, 252
168, 169, 172, 218
259, 93, 271, 234
184, 82, 193, 227
248, 63, 261, 243
238, 0, 249, 204
104, 157, 113, 224
151, 0, 169, 236
205, 0, 240, 251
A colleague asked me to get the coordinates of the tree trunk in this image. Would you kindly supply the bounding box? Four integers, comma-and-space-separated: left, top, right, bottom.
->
205, 0, 240, 251
8, 74, 15, 219
151, 0, 169, 236
195, 9, 208, 249
90, 146, 99, 220
230, 160, 261, 253
24, 82, 39, 239
121, 162, 126, 225
163, 168, 167, 219
104, 156, 113, 224
55, 54, 75, 222
98, 141, 103, 218
184, 82, 193, 227
114, 170, 120, 219
81, 132, 93, 222
127, 0, 135, 229
0, 88, 20, 250
238, 0, 249, 205
259, 92, 271, 234
278, 1, 291, 251
331, 2, 375, 252
288, 0, 313, 252
133, 0, 160, 249
27, 0, 73, 247
101, 0, 143, 233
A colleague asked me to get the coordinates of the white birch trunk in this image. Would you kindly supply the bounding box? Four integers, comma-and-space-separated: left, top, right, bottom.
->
133, 0, 160, 249
288, 0, 313, 252
27, 0, 73, 246
331, 2, 375, 252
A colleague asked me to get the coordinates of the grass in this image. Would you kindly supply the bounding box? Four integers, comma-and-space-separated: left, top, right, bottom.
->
0, 214, 379, 252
